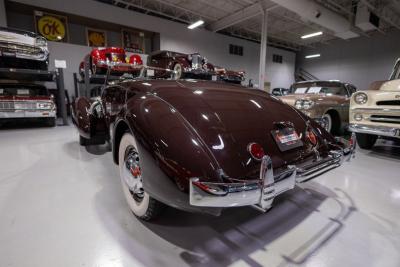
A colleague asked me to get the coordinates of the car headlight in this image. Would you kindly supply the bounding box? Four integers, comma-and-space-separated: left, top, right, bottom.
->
295, 99, 314, 110
37, 102, 53, 109
354, 92, 368, 104
35, 37, 47, 47
302, 100, 314, 109
295, 99, 303, 109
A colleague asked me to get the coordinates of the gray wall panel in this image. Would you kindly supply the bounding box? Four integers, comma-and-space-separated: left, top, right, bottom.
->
297, 29, 400, 90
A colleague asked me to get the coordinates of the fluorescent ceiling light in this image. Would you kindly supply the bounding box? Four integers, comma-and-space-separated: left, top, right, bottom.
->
301, 31, 323, 39
305, 54, 321, 59
188, 20, 204, 29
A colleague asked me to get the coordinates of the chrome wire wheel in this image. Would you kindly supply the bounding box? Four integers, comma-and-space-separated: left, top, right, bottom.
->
123, 147, 144, 203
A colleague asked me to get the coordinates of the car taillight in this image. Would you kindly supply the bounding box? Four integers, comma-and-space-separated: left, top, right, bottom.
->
247, 142, 265, 160
306, 130, 317, 146
192, 180, 228, 196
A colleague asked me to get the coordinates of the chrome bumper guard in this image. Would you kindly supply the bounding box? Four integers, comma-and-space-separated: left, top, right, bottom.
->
190, 135, 356, 211
349, 123, 400, 138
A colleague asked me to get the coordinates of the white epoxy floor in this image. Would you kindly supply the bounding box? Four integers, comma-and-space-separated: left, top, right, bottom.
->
1, 123, 400, 267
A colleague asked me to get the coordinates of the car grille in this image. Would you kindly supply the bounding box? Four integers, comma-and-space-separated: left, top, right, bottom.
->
0, 42, 42, 56
0, 101, 14, 110
370, 115, 400, 124
0, 101, 37, 111
376, 100, 400, 106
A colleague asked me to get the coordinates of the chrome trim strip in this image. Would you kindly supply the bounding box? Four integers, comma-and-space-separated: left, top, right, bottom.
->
352, 108, 400, 113
258, 155, 276, 210
0, 41, 49, 61
349, 123, 399, 137
0, 110, 56, 118
368, 117, 400, 123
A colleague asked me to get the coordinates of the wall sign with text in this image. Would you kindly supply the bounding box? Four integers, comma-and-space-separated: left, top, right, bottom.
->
34, 10, 69, 42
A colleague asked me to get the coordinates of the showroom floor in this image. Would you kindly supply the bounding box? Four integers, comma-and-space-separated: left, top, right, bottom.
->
0, 123, 399, 267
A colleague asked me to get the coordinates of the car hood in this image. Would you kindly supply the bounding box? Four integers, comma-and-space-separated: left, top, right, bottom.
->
152, 81, 330, 179
0, 28, 36, 46
279, 93, 336, 106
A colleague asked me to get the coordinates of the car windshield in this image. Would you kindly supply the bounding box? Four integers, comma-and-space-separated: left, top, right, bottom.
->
0, 85, 48, 96
292, 82, 344, 95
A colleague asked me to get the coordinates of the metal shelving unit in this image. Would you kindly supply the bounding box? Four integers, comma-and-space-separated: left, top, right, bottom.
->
74, 55, 123, 98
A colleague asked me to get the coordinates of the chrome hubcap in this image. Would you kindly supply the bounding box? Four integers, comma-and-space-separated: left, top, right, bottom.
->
123, 147, 144, 202
322, 116, 331, 132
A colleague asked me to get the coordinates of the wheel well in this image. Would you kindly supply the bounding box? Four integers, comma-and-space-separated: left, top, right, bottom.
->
325, 109, 341, 133
113, 120, 130, 165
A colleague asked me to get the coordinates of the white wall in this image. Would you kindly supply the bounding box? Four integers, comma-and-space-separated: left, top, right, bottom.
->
10, 0, 295, 94
0, 0, 7, 27
45, 42, 91, 91
297, 29, 400, 90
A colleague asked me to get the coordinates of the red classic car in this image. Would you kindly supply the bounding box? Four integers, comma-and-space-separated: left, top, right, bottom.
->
79, 47, 143, 78
148, 50, 245, 83
72, 71, 355, 220
0, 82, 56, 127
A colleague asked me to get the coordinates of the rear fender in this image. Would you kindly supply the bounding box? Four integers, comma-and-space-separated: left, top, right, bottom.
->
120, 94, 222, 215
72, 97, 107, 142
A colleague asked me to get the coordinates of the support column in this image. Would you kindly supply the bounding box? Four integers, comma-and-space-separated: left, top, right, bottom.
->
258, 9, 268, 91
0, 0, 7, 27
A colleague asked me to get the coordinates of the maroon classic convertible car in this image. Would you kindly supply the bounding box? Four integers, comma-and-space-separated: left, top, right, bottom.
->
148, 50, 245, 84
72, 73, 355, 220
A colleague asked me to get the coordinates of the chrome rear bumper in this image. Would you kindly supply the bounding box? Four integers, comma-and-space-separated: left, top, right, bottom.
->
349, 123, 400, 138
0, 110, 56, 119
190, 139, 355, 211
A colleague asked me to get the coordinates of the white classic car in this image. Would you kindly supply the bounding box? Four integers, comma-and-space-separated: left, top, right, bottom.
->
0, 27, 49, 70
349, 58, 400, 149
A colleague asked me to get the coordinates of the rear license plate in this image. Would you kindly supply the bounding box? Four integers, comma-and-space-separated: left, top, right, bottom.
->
271, 128, 303, 152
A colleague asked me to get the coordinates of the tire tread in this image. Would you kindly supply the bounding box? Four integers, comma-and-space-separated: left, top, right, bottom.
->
139, 197, 164, 221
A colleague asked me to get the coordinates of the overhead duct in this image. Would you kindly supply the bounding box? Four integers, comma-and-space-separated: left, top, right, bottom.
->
269, 0, 359, 39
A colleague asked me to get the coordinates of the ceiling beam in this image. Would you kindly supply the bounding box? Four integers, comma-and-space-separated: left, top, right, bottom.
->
207, 3, 277, 32
360, 0, 400, 30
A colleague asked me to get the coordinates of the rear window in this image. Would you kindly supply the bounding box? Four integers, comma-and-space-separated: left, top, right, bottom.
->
0, 85, 48, 96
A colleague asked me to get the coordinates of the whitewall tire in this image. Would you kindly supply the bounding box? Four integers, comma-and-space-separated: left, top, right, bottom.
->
118, 132, 162, 220
321, 113, 332, 133
173, 63, 183, 80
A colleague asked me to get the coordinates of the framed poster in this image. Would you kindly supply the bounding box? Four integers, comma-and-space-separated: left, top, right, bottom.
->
34, 10, 69, 42
122, 29, 145, 53
86, 28, 107, 47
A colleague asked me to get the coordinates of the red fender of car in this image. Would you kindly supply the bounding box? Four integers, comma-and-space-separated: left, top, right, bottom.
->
128, 54, 143, 65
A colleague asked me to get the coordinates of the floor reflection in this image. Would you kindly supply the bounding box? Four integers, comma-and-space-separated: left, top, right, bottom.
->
96, 173, 356, 267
